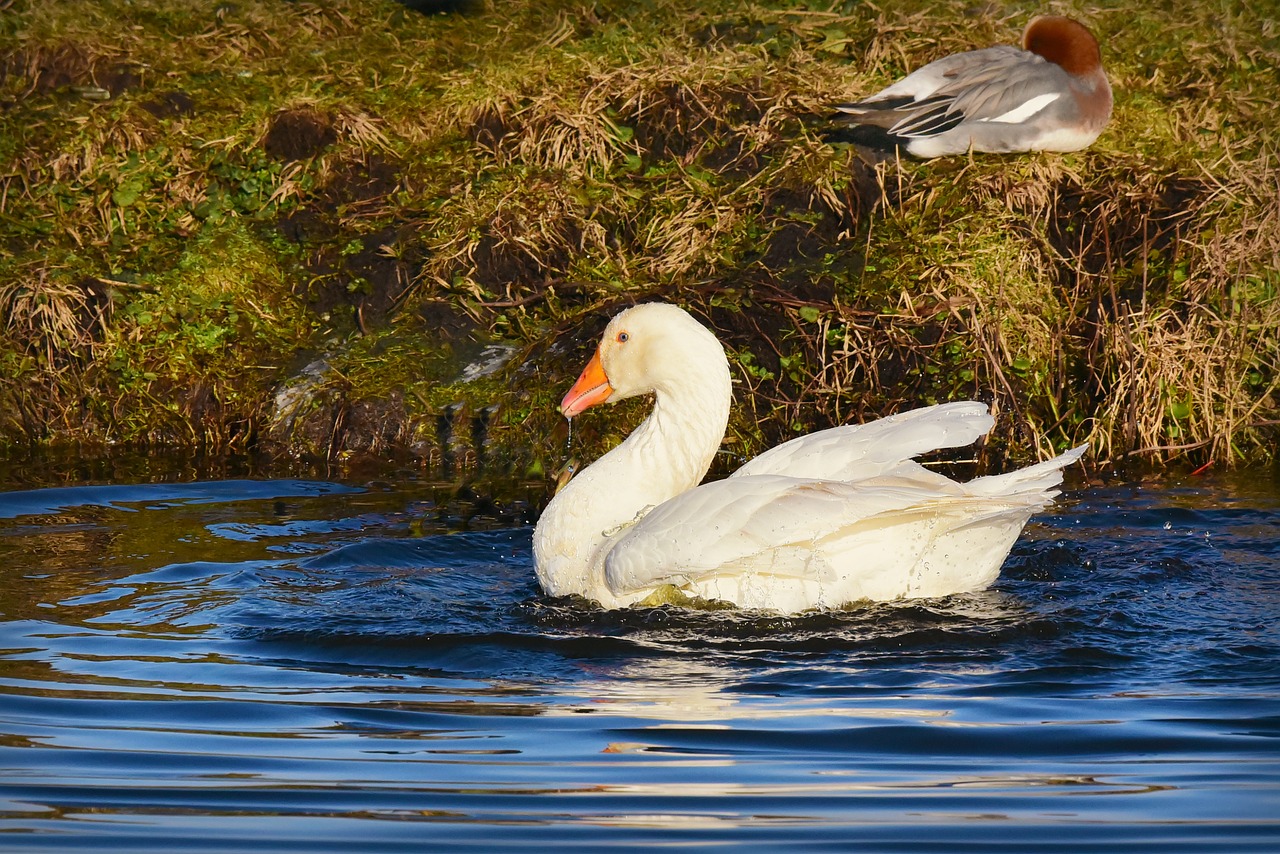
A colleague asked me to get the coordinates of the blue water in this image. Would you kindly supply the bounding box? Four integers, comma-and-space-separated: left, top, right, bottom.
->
1, 466, 1278, 851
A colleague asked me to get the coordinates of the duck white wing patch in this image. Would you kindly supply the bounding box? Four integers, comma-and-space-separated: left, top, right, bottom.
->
982, 92, 1061, 124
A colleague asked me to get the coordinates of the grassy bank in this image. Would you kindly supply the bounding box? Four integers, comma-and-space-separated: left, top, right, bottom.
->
1, 0, 1276, 479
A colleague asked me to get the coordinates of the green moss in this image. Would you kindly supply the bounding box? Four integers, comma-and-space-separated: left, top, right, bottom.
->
87, 224, 317, 444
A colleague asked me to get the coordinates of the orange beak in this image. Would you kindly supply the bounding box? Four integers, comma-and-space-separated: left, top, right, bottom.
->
560, 348, 613, 418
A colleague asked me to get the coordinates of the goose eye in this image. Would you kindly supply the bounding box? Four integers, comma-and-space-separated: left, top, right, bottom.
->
616, 331, 629, 343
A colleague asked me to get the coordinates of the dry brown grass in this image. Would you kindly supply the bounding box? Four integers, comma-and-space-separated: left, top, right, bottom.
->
0, 262, 107, 366
0, 0, 1276, 470
803, 142, 1280, 466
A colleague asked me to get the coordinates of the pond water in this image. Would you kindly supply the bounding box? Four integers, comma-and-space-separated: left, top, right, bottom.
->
1, 462, 1278, 852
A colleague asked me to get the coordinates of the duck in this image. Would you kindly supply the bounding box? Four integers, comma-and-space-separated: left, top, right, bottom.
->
830, 15, 1112, 158
533, 303, 1085, 613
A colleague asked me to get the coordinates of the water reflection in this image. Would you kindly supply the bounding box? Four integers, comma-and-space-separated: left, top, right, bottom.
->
562, 655, 944, 729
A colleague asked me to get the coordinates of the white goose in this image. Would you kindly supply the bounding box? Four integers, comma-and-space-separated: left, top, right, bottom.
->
533, 303, 1084, 612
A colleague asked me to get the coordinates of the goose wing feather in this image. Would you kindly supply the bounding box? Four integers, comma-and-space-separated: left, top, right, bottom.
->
730, 401, 993, 482
603, 472, 1031, 594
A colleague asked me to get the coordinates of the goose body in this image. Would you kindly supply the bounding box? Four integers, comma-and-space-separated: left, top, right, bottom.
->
533, 303, 1084, 612
832, 16, 1112, 158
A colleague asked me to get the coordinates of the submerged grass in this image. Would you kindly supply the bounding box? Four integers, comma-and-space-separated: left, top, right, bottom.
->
0, 0, 1276, 477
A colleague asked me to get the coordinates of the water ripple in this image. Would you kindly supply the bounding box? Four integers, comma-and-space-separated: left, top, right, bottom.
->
1, 470, 1278, 851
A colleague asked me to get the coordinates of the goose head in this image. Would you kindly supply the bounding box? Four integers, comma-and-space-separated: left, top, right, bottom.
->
560, 303, 731, 419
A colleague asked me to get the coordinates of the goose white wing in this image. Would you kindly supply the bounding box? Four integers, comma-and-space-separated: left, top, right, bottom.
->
730, 401, 993, 482
603, 471, 1022, 595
